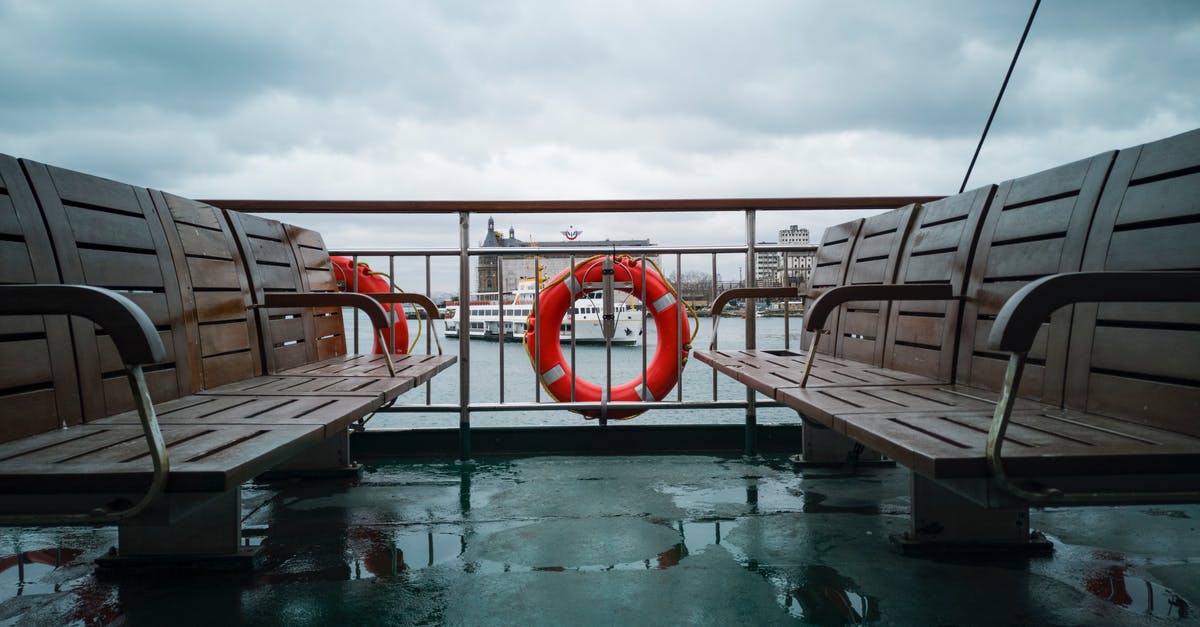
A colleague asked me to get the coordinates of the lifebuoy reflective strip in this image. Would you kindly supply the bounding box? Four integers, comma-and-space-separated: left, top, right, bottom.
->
331, 256, 409, 354
524, 256, 690, 419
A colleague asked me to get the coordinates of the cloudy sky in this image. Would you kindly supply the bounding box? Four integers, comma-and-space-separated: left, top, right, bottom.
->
2, 1, 1197, 290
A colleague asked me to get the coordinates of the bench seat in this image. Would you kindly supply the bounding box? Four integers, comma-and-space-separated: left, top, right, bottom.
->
95, 393, 383, 439
697, 128, 1200, 552
1, 154, 454, 570
0, 422, 322, 497
696, 348, 941, 390
837, 408, 1200, 484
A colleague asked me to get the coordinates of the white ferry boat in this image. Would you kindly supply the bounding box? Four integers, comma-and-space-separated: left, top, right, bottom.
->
444, 278, 642, 345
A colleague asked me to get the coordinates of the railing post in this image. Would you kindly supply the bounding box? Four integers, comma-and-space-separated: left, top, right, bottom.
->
458, 211, 472, 460
744, 209, 757, 457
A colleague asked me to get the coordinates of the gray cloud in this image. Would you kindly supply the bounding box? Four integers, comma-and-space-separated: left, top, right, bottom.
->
0, 0, 1197, 292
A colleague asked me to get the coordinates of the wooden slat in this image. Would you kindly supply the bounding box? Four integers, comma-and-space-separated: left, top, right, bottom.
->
0, 389, 62, 444
194, 291, 252, 324
164, 193, 224, 230
175, 222, 234, 259
1105, 221, 1200, 271
201, 351, 258, 388
248, 237, 295, 266
1084, 373, 1200, 437
0, 196, 22, 236
62, 204, 156, 251
0, 339, 55, 389
188, 257, 242, 289
199, 321, 253, 357
0, 239, 36, 283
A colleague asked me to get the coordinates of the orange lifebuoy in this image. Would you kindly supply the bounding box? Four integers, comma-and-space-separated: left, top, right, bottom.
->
524, 256, 691, 419
331, 256, 409, 354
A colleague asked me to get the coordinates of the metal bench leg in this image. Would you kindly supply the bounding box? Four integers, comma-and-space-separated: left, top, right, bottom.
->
892, 474, 1051, 556
258, 428, 362, 480
792, 416, 890, 468
97, 490, 261, 573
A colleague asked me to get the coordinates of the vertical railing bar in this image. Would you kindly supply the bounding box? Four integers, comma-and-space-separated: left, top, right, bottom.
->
497, 254, 506, 404
676, 252, 683, 403
533, 251, 541, 403
458, 212, 471, 460
352, 254, 361, 353
640, 252, 648, 406
387, 254, 397, 354
569, 253, 577, 404
744, 209, 757, 457
710, 252, 718, 402
424, 253, 433, 405
782, 250, 790, 351
601, 254, 612, 427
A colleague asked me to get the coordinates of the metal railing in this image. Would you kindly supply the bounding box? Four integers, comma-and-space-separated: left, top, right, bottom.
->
208, 197, 936, 458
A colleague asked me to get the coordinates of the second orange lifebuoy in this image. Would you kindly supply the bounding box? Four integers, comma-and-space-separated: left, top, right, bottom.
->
524, 256, 691, 419
331, 256, 409, 354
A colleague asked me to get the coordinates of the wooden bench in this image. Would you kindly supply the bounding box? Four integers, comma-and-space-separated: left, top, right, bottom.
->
0, 155, 454, 570
696, 128, 1200, 553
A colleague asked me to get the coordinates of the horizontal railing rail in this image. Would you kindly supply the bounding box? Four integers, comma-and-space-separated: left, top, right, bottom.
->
203, 196, 938, 214
206, 197, 939, 458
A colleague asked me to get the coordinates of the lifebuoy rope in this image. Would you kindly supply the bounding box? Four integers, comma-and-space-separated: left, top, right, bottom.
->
332, 260, 424, 354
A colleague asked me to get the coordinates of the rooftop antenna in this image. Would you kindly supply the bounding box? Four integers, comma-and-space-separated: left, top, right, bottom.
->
960, 0, 1041, 193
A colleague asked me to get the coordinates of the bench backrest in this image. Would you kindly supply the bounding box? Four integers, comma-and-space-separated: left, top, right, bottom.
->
151, 191, 265, 389
955, 151, 1116, 403
832, 205, 918, 365
880, 187, 995, 380
224, 212, 349, 373
802, 218, 862, 353
1066, 128, 1200, 435
4, 158, 275, 431
0, 155, 80, 441
22, 159, 199, 419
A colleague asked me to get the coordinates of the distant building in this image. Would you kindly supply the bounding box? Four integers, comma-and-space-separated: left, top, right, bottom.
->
755, 224, 816, 288
779, 224, 809, 245
478, 217, 659, 296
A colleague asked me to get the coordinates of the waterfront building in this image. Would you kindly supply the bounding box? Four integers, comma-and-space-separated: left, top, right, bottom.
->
756, 224, 816, 288
478, 217, 659, 296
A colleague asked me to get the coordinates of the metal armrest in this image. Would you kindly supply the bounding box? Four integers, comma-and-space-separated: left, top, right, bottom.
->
708, 287, 798, 350
0, 284, 165, 364
365, 292, 445, 355
0, 285, 169, 525
985, 270, 1200, 504
263, 292, 397, 375
988, 271, 1200, 353
805, 283, 955, 333
789, 283, 954, 388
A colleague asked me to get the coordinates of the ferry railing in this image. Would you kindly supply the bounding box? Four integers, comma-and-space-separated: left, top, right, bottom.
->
210, 197, 938, 459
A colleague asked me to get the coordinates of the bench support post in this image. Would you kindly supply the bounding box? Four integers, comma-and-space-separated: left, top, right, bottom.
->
259, 429, 362, 480
792, 416, 889, 467
893, 474, 1051, 556
98, 490, 260, 573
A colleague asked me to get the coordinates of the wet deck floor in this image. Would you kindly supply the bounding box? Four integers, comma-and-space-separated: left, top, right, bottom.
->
1, 454, 1197, 625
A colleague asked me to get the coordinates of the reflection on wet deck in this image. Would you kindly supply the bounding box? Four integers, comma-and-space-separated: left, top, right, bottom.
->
1, 455, 1196, 625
